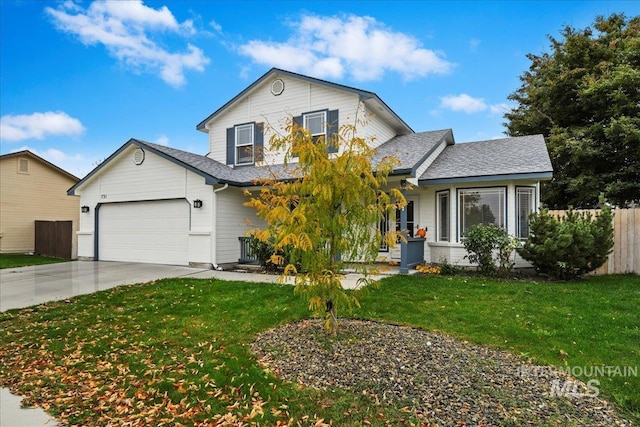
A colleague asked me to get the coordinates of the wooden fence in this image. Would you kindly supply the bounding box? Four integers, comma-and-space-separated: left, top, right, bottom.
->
35, 220, 73, 259
547, 208, 639, 275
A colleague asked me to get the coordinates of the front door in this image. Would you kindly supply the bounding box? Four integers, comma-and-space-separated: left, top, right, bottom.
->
391, 198, 417, 259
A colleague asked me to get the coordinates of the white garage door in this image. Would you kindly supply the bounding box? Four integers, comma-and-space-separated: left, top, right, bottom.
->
99, 199, 190, 265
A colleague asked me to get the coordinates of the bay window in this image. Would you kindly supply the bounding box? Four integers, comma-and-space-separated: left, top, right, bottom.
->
436, 190, 450, 241
516, 187, 536, 239
458, 187, 506, 240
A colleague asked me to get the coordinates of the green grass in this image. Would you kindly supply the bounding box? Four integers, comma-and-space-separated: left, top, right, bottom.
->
359, 274, 640, 421
0, 274, 638, 425
0, 253, 69, 269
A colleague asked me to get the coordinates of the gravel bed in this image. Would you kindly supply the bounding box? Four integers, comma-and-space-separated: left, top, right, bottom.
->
252, 319, 632, 426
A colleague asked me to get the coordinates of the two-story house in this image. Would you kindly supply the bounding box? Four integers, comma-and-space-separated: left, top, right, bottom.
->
68, 68, 553, 271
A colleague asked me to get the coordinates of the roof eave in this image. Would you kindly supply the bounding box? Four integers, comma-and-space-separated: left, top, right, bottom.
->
418, 171, 553, 186
67, 139, 219, 196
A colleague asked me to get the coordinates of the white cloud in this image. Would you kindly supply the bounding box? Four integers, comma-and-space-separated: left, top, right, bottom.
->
0, 111, 85, 142
45, 0, 208, 87
469, 38, 481, 51
239, 14, 452, 81
154, 134, 170, 146
209, 19, 222, 33
439, 94, 513, 115
440, 94, 487, 113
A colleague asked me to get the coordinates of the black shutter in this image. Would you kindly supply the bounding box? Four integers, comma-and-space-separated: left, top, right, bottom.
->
254, 122, 264, 162
293, 115, 303, 129
226, 127, 235, 165
292, 115, 303, 158
327, 109, 339, 153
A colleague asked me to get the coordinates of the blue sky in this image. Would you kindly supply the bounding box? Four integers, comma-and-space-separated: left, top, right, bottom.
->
1, 1, 638, 178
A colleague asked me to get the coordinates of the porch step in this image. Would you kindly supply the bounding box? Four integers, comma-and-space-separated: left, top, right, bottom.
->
232, 263, 261, 273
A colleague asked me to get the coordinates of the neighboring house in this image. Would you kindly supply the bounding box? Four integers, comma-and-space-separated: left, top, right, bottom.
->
0, 150, 80, 258
68, 68, 552, 270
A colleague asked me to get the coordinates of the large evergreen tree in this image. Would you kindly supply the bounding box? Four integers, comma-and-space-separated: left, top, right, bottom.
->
505, 13, 640, 208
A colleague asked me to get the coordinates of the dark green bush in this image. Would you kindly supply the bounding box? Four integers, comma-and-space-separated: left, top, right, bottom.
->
438, 257, 462, 275
517, 206, 614, 279
462, 224, 519, 276
248, 236, 301, 273
248, 237, 281, 273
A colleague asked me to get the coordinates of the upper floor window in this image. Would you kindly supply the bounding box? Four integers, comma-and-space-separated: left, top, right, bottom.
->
294, 109, 339, 154
226, 122, 264, 166
304, 111, 327, 141
458, 187, 506, 240
235, 123, 254, 165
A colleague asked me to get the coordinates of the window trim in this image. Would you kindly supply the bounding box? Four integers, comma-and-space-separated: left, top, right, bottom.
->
234, 123, 254, 166
436, 190, 450, 242
303, 110, 328, 138
516, 186, 536, 240
457, 186, 507, 242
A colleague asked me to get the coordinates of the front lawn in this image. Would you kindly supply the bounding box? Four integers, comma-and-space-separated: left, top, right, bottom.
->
0, 274, 638, 425
0, 253, 69, 269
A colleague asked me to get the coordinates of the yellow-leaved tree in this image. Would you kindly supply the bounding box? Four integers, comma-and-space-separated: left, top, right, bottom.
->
244, 118, 406, 335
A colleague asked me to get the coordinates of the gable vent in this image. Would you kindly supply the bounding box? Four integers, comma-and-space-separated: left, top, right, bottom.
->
133, 148, 145, 165
18, 158, 29, 173
270, 78, 285, 96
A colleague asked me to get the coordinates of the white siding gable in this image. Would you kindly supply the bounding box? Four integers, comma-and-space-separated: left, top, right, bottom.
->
206, 73, 398, 165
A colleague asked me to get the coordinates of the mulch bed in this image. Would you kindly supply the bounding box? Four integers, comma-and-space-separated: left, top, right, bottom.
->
252, 319, 632, 426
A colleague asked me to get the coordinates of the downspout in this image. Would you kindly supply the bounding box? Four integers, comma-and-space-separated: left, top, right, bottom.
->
211, 183, 229, 270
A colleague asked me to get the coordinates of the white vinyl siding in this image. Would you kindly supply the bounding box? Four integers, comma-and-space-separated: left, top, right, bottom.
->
75, 145, 214, 264
235, 123, 254, 165
516, 187, 536, 239
215, 188, 266, 264
205, 75, 390, 165
458, 187, 506, 241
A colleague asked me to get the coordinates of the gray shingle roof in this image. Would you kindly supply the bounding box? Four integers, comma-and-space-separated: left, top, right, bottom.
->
135, 140, 293, 186
419, 134, 553, 183
141, 130, 456, 186
373, 129, 453, 173
69, 132, 553, 196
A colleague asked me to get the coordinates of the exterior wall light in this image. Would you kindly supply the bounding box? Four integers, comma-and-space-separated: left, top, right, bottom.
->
193, 199, 203, 208
81, 205, 90, 213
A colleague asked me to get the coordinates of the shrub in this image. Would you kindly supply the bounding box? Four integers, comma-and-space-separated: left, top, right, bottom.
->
249, 237, 281, 273
462, 224, 519, 276
438, 257, 462, 275
517, 206, 614, 279
249, 236, 302, 274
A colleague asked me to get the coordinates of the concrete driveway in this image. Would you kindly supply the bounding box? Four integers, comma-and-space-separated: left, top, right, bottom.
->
0, 260, 215, 312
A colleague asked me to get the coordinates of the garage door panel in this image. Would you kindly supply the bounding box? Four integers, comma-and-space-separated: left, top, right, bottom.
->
99, 200, 189, 265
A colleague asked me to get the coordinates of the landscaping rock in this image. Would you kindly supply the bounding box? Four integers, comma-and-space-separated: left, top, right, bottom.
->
252, 319, 631, 426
